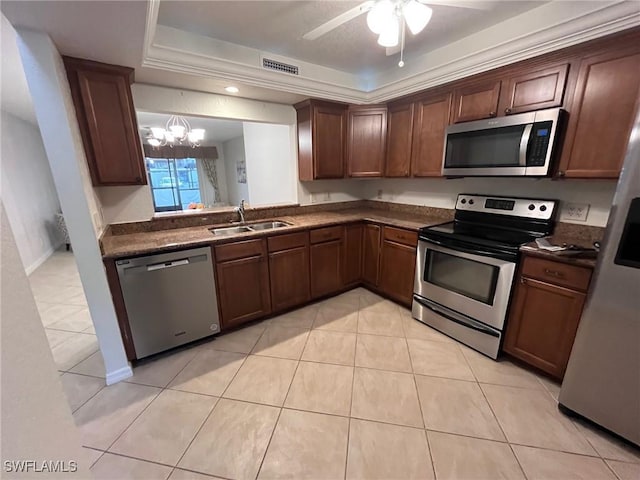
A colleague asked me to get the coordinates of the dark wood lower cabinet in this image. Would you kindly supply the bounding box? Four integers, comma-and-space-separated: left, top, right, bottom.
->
343, 223, 363, 286
504, 272, 588, 380
269, 246, 310, 311
362, 224, 381, 286
379, 239, 417, 307
310, 239, 343, 298
215, 249, 271, 329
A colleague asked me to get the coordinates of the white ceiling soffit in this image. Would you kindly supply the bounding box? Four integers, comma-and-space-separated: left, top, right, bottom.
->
143, 0, 640, 104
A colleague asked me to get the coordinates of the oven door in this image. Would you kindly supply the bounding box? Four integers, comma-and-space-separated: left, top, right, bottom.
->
414, 240, 516, 330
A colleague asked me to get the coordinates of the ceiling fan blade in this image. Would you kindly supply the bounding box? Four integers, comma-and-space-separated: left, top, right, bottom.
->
420, 0, 495, 10
303, 1, 375, 41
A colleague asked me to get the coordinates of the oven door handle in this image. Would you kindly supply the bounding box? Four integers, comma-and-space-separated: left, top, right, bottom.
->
413, 295, 500, 338
420, 237, 514, 261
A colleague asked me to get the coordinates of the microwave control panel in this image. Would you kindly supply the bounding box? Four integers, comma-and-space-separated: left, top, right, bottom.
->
527, 121, 554, 166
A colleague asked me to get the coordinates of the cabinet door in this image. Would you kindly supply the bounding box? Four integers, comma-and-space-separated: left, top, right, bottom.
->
452, 80, 501, 123
558, 49, 640, 178
348, 107, 387, 177
343, 224, 363, 286
314, 104, 347, 179
411, 93, 452, 177
379, 240, 417, 306
385, 102, 414, 177
65, 59, 146, 186
269, 246, 310, 312
310, 240, 343, 298
504, 277, 586, 379
362, 224, 381, 286
216, 256, 271, 328
503, 63, 569, 115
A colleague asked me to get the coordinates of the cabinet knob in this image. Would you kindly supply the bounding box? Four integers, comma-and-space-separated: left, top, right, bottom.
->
505, 108, 512, 114
489, 111, 497, 118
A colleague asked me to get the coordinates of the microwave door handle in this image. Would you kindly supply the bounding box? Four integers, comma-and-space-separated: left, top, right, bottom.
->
519, 124, 533, 167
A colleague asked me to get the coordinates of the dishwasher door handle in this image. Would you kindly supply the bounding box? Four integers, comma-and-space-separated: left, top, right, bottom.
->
147, 258, 190, 271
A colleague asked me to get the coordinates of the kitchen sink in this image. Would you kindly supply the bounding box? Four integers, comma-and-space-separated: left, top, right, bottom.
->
210, 220, 290, 236
248, 221, 291, 231
211, 225, 253, 236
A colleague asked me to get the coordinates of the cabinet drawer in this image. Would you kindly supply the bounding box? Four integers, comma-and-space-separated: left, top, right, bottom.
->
383, 226, 418, 247
310, 226, 343, 244
268, 231, 308, 253
215, 239, 265, 262
521, 255, 592, 292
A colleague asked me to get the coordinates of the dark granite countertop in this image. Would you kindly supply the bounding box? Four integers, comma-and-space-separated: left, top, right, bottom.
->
520, 244, 598, 269
101, 208, 450, 259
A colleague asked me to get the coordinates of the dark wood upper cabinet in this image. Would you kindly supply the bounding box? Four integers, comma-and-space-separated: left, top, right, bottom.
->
385, 102, 414, 177
452, 80, 502, 123
347, 106, 387, 177
214, 239, 271, 328
295, 100, 348, 180
502, 63, 569, 115
504, 255, 592, 380
268, 232, 311, 312
63, 57, 146, 187
557, 48, 640, 178
411, 92, 452, 177
343, 223, 363, 286
362, 224, 381, 286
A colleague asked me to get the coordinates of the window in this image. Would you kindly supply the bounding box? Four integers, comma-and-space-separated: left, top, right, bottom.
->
146, 157, 201, 212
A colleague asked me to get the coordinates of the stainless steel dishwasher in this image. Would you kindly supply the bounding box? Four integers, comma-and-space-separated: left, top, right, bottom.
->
116, 246, 220, 359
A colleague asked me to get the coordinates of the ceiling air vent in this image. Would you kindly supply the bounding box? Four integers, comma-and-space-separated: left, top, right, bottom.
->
262, 58, 299, 75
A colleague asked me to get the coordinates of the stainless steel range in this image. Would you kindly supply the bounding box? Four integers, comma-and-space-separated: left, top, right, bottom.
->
412, 194, 557, 359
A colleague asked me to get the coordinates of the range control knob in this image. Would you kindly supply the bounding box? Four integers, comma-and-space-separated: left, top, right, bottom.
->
461, 199, 467, 204
469, 199, 475, 205
540, 205, 547, 212
528, 204, 535, 211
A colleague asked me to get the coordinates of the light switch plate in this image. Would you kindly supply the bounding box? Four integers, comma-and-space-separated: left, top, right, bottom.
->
563, 203, 590, 222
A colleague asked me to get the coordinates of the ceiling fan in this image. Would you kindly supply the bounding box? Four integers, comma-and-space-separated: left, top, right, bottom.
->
303, 0, 493, 66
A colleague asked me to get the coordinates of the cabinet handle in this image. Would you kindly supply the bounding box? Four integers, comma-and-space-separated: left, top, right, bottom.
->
558, 171, 566, 177
505, 107, 512, 114
489, 111, 497, 118
544, 268, 564, 278
520, 277, 526, 285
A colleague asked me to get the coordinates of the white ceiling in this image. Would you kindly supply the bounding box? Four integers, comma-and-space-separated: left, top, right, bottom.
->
136, 111, 244, 145
2, 1, 639, 107
157, 1, 544, 74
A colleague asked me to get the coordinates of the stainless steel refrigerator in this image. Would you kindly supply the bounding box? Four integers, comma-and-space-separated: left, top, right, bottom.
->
559, 109, 640, 446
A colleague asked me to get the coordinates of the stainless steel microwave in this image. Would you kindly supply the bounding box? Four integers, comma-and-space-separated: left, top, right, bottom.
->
442, 108, 564, 177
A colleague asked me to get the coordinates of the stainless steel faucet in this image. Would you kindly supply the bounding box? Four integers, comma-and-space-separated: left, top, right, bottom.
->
234, 199, 246, 223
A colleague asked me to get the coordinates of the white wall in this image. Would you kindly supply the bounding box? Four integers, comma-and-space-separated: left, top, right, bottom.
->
358, 177, 617, 227
223, 136, 249, 206
1, 204, 92, 476
243, 122, 297, 207
18, 29, 131, 384
1, 111, 63, 273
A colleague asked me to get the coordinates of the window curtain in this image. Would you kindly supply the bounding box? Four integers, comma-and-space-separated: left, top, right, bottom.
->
144, 145, 221, 205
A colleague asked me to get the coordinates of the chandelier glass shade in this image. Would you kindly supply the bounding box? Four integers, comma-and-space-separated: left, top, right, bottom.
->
146, 115, 205, 148
367, 0, 432, 47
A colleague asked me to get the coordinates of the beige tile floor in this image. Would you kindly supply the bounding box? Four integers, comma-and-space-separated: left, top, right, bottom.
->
29, 250, 640, 479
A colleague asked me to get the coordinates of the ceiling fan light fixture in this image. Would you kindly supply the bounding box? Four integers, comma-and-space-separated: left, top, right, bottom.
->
377, 15, 400, 47
367, 0, 394, 34
169, 124, 186, 138
403, 1, 432, 35
148, 138, 161, 147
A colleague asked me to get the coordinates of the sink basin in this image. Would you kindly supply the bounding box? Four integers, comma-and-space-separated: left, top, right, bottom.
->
248, 221, 291, 231
211, 225, 253, 236
210, 220, 290, 236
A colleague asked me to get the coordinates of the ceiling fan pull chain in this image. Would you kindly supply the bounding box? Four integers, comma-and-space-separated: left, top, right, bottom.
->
399, 17, 406, 67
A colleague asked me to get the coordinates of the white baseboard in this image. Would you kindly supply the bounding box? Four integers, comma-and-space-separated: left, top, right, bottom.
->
105, 364, 133, 385
24, 241, 63, 275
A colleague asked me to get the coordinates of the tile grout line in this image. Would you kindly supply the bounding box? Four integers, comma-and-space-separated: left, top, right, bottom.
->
344, 306, 359, 480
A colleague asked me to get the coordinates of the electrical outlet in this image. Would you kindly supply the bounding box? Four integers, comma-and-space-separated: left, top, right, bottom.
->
376, 189, 383, 200
564, 203, 590, 222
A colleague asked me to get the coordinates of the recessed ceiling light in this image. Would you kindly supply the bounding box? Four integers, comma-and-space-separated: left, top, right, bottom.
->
225, 86, 239, 93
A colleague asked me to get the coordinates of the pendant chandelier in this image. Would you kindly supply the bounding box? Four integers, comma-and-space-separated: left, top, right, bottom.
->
146, 115, 205, 148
